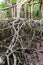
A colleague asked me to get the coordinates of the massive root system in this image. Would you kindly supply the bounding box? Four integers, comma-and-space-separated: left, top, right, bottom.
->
0, 19, 43, 65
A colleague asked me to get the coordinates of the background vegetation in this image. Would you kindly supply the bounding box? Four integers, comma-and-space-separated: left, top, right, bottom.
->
0, 0, 41, 19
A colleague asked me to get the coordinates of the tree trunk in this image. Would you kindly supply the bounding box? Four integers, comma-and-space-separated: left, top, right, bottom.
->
41, 0, 43, 18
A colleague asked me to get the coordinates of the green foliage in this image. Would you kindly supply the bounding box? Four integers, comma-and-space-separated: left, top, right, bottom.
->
25, 4, 30, 11
25, 1, 41, 19
30, 0, 39, 2
0, 2, 7, 8
33, 3, 41, 19
0, 1, 12, 18
11, 0, 17, 4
